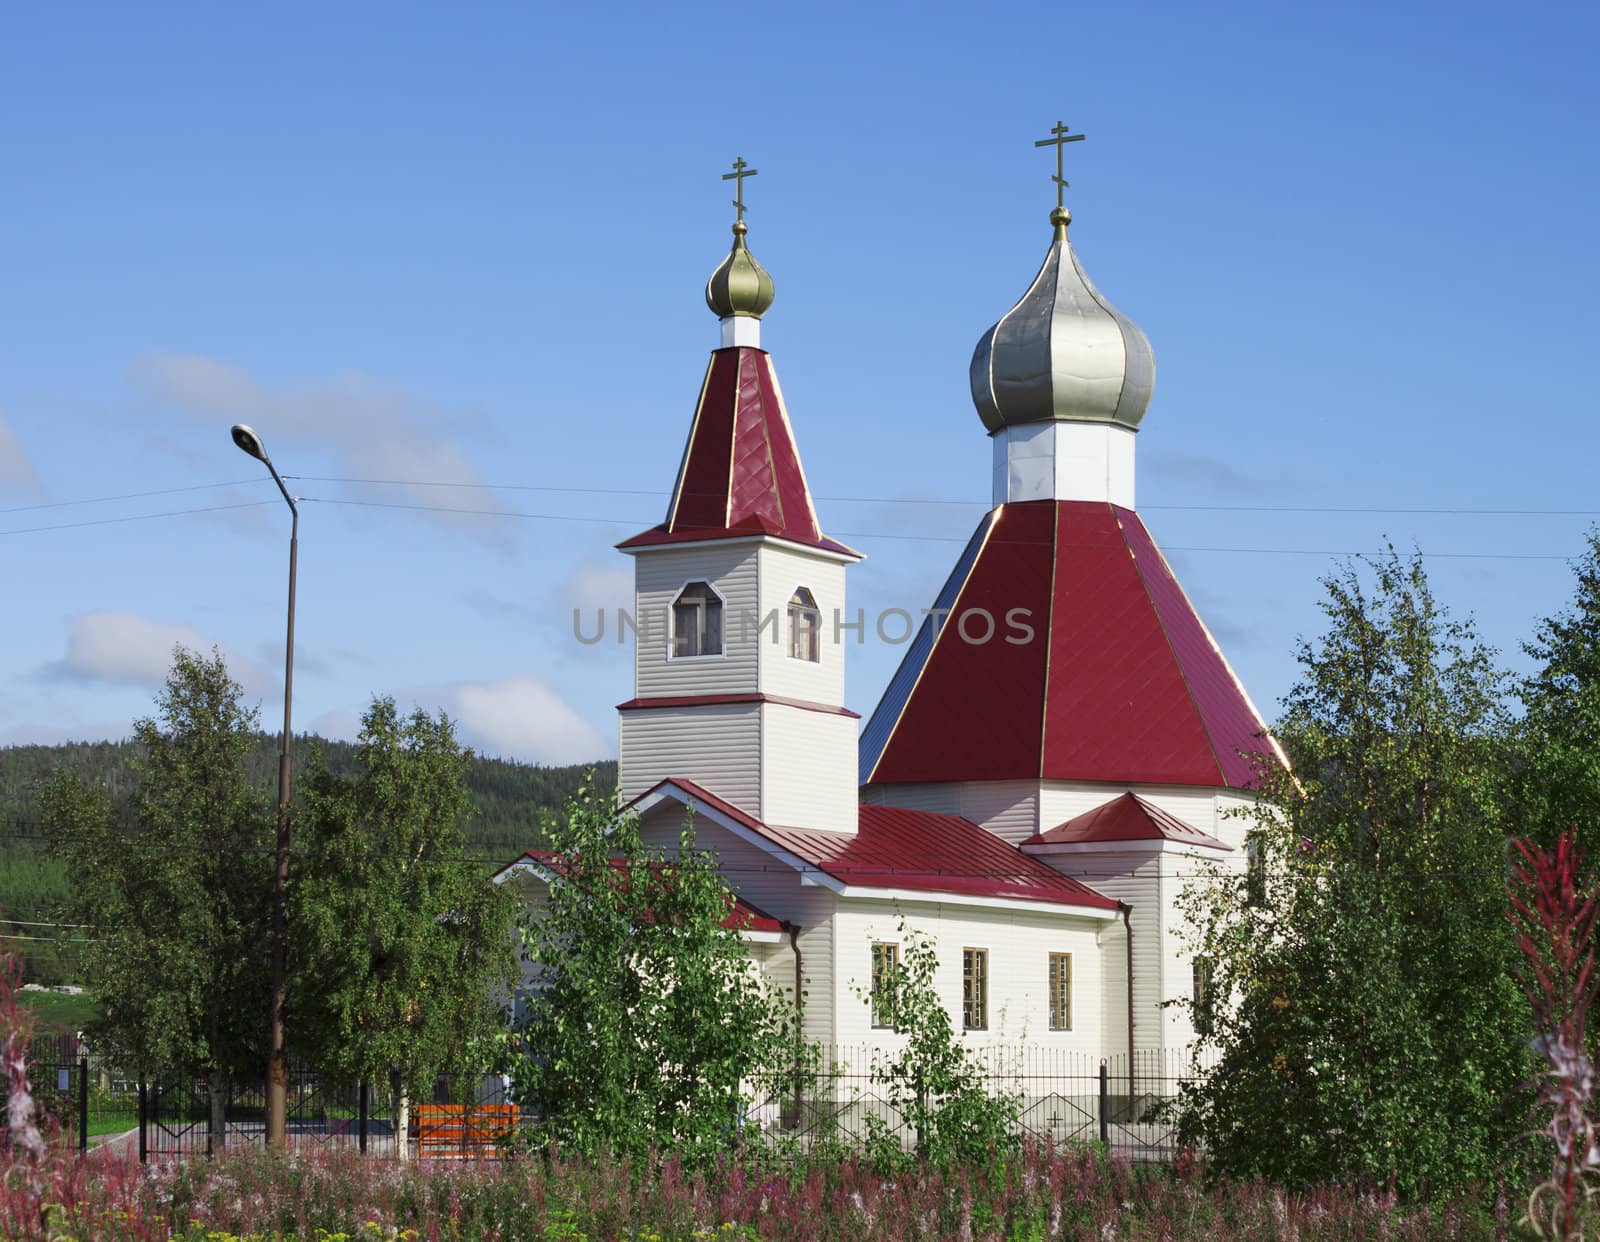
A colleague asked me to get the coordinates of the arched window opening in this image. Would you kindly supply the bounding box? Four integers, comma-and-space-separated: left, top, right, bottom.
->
788, 587, 820, 662
672, 581, 723, 658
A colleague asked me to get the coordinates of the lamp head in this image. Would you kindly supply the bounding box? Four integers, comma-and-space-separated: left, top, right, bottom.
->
230, 424, 270, 464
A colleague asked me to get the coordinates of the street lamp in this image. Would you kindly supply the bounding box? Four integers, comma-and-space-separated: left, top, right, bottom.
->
231, 422, 297, 1148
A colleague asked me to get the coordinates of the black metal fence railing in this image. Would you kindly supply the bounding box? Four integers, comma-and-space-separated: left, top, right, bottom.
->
68, 1045, 1210, 1164
748, 1045, 1211, 1162
137, 1068, 520, 1160
0, 1032, 91, 1153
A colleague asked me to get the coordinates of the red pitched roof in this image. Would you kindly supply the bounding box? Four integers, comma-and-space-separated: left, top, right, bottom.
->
1024, 792, 1232, 851
860, 500, 1282, 790
495, 848, 784, 935
630, 778, 1117, 914
618, 347, 857, 558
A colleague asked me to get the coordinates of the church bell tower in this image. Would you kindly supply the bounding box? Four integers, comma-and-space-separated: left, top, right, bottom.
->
615, 160, 862, 835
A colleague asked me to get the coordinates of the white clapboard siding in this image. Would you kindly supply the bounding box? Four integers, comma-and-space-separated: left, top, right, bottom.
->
858, 783, 960, 813
756, 548, 849, 705
618, 704, 761, 809
1039, 781, 1227, 836
759, 702, 857, 834
1046, 853, 1163, 1055
632, 544, 761, 698
860, 781, 1040, 843
637, 801, 839, 1045
830, 898, 1106, 1055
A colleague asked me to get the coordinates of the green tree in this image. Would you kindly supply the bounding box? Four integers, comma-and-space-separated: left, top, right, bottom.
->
853, 919, 1020, 1169
1516, 529, 1600, 847
290, 698, 518, 1158
40, 648, 272, 1152
512, 785, 802, 1164
1175, 550, 1530, 1196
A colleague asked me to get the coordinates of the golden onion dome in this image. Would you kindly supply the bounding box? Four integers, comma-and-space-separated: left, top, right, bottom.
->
705, 222, 775, 320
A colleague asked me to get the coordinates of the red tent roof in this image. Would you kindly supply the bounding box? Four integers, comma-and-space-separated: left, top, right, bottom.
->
860, 500, 1281, 789
628, 777, 1117, 914
495, 848, 784, 934
1024, 792, 1232, 851
618, 347, 857, 558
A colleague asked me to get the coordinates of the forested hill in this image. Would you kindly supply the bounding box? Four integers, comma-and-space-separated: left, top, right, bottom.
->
0, 735, 616, 857
0, 737, 615, 984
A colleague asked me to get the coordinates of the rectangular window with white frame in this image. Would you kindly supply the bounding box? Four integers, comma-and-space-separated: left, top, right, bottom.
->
870, 941, 898, 1029
963, 947, 988, 1031
1048, 952, 1072, 1031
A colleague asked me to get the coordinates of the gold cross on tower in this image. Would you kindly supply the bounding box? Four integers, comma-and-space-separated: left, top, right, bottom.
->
722, 156, 759, 224
1034, 120, 1086, 210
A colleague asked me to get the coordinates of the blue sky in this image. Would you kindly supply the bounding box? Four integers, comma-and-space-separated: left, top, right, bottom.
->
2, 0, 1596, 763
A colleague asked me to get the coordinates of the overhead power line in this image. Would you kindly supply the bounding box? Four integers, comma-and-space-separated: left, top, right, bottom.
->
13, 472, 1600, 521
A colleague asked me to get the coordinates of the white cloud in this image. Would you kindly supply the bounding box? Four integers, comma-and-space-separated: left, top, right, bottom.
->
43, 611, 278, 698
564, 562, 633, 618
306, 707, 362, 743
448, 676, 610, 765
0, 411, 39, 493
132, 353, 508, 540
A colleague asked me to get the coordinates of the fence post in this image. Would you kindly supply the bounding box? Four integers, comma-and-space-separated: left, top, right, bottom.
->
137, 1081, 148, 1164
358, 1079, 368, 1155
78, 1056, 89, 1153
1098, 1061, 1109, 1145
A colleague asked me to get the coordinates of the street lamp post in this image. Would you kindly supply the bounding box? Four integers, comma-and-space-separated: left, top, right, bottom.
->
231, 423, 297, 1148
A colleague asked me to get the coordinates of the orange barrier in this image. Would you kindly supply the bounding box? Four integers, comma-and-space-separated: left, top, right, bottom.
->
413, 1102, 520, 1158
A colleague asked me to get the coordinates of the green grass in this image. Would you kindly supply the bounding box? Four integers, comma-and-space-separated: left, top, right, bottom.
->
19, 989, 99, 1032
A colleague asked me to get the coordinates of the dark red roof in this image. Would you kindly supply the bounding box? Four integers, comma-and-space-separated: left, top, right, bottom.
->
860, 500, 1281, 790
1024, 792, 1232, 851
629, 778, 1117, 913
495, 848, 784, 934
618, 347, 857, 558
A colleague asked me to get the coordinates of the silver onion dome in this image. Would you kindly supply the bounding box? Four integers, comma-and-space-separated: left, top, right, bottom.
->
970, 207, 1155, 434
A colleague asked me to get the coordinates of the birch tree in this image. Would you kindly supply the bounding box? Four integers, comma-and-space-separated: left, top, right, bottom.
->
290, 698, 517, 1158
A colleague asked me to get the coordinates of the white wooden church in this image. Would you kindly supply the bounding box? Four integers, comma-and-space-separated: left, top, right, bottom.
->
500, 137, 1285, 1070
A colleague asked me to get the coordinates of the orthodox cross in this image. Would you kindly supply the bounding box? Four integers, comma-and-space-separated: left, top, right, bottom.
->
1034, 121, 1086, 209
723, 156, 759, 223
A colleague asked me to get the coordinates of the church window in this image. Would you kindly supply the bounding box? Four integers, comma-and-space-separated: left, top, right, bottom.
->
1193, 957, 1215, 1037
788, 587, 820, 662
671, 581, 723, 658
1245, 833, 1266, 906
1048, 952, 1072, 1031
963, 947, 988, 1031
870, 941, 898, 1028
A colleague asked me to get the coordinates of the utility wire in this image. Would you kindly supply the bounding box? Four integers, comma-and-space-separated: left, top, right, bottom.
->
0, 478, 268, 516
14, 472, 1600, 521
300, 496, 1587, 561
0, 499, 279, 537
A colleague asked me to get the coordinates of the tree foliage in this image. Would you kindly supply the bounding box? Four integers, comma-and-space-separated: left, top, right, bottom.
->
40, 647, 272, 1079
1517, 529, 1600, 849
1175, 550, 1531, 1196
289, 698, 518, 1100
512, 787, 801, 1163
853, 919, 1020, 1169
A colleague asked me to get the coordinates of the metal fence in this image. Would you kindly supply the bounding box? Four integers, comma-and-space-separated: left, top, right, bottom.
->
752, 1045, 1207, 1162
100, 1045, 1208, 1163
136, 1068, 519, 1160
1, 1032, 91, 1153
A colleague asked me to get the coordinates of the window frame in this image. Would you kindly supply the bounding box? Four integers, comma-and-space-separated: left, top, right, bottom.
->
1048, 951, 1072, 1031
870, 941, 899, 1029
1245, 832, 1266, 906
1193, 956, 1215, 1038
962, 946, 989, 1032
786, 586, 821, 663
667, 579, 727, 662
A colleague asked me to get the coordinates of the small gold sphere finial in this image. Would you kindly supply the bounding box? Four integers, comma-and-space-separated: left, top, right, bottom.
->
1050, 205, 1072, 239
